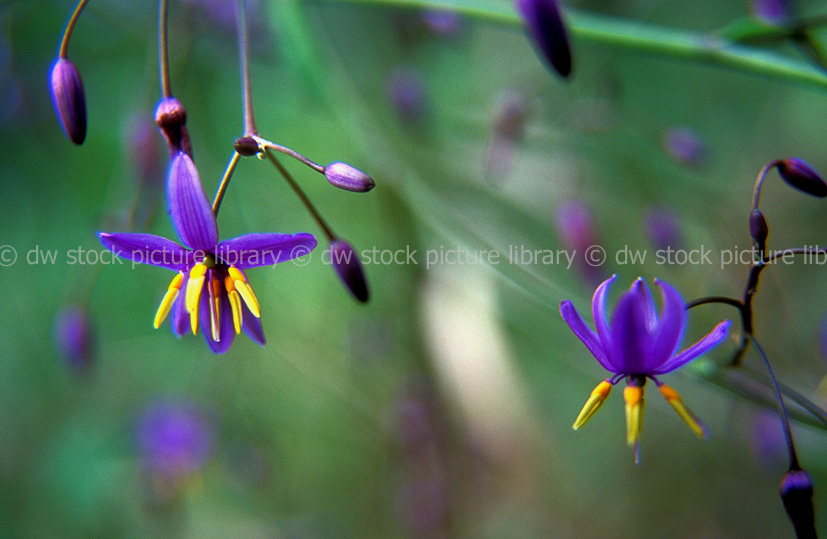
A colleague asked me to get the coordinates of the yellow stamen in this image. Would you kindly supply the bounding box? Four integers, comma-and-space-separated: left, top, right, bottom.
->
225, 276, 242, 334
624, 385, 645, 447
186, 263, 207, 335
154, 272, 184, 329
658, 384, 707, 438
209, 276, 221, 342
572, 380, 612, 430
229, 266, 260, 318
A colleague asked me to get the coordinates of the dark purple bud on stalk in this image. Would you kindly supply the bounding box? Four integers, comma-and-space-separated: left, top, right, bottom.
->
323, 162, 375, 193
53, 305, 94, 372
515, 0, 573, 79
50, 58, 87, 144
154, 97, 191, 158
777, 158, 827, 197
329, 239, 369, 302
779, 468, 817, 539
234, 136, 260, 156
749, 209, 769, 247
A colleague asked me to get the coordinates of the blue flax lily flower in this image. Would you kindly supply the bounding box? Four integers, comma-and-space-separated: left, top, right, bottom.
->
100, 151, 317, 353
560, 275, 730, 461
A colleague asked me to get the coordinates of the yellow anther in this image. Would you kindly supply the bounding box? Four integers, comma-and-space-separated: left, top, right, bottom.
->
624, 385, 645, 448
572, 380, 612, 430
209, 277, 221, 342
154, 272, 184, 329
229, 266, 260, 318
186, 263, 207, 314
658, 384, 707, 439
225, 276, 242, 334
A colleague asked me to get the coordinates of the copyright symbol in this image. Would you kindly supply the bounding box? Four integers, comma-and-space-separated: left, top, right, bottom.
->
0, 245, 17, 267
585, 245, 606, 267
290, 245, 312, 267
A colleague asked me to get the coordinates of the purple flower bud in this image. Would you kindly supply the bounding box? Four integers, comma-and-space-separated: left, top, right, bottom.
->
752, 0, 790, 25
776, 158, 827, 198
421, 9, 463, 37
154, 97, 191, 158
644, 206, 683, 251
779, 468, 817, 539
329, 239, 369, 302
662, 126, 706, 167
50, 58, 87, 144
387, 67, 426, 121
136, 399, 214, 478
233, 136, 260, 157
323, 162, 375, 192
53, 305, 94, 372
515, 0, 573, 78
749, 208, 769, 246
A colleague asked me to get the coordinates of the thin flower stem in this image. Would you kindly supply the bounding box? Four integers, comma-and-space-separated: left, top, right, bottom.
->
254, 136, 325, 173
212, 152, 242, 216
752, 162, 780, 211
263, 148, 336, 241
236, 0, 256, 135
305, 0, 827, 92
685, 296, 743, 310
747, 334, 800, 470
158, 0, 172, 98
737, 365, 827, 430
58, 0, 90, 58
766, 246, 827, 263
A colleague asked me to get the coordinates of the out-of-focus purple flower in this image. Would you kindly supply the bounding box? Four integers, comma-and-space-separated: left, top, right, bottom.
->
50, 58, 87, 145
751, 409, 786, 468
396, 480, 447, 535
662, 126, 705, 167
644, 206, 684, 252
776, 158, 827, 198
421, 9, 463, 37
329, 239, 369, 303
387, 67, 426, 122
485, 90, 529, 181
515, 0, 573, 78
561, 276, 730, 461
53, 305, 94, 372
126, 115, 163, 187
99, 152, 317, 353
323, 162, 375, 193
554, 199, 605, 286
752, 0, 790, 25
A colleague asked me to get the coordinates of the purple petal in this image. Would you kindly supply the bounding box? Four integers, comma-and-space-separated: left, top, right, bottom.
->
560, 300, 615, 372
609, 283, 652, 373
216, 233, 317, 269
200, 290, 235, 354
650, 279, 686, 366
171, 281, 190, 337
653, 320, 731, 374
515, 0, 573, 78
168, 152, 219, 251
98, 232, 191, 270
592, 275, 615, 353
242, 303, 265, 346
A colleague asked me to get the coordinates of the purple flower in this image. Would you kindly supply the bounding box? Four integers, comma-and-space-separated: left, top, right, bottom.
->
515, 0, 573, 78
137, 399, 214, 478
99, 151, 317, 353
53, 305, 94, 372
560, 275, 730, 461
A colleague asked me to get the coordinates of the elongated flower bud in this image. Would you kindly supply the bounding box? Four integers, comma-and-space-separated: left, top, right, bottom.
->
749, 208, 769, 247
50, 58, 87, 144
329, 239, 369, 302
779, 468, 817, 539
777, 158, 827, 197
324, 162, 375, 193
515, 0, 573, 78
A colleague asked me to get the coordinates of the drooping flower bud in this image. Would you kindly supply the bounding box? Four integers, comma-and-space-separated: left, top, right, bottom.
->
515, 0, 573, 79
233, 136, 260, 157
53, 305, 94, 372
324, 162, 375, 193
50, 58, 87, 144
329, 239, 369, 302
749, 208, 769, 248
777, 158, 827, 198
779, 468, 817, 539
155, 97, 191, 158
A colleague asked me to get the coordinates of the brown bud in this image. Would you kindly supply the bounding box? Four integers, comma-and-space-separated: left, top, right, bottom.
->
234, 136, 260, 156
50, 58, 87, 144
154, 97, 190, 157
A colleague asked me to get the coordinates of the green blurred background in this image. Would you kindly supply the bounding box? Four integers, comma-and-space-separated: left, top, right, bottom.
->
2, 0, 827, 537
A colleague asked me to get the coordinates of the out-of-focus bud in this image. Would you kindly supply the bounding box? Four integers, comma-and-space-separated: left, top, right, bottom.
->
233, 136, 260, 157
154, 97, 191, 158
323, 162, 375, 193
779, 468, 817, 539
421, 9, 463, 37
387, 67, 426, 122
53, 305, 94, 372
515, 0, 572, 79
554, 199, 605, 286
50, 58, 87, 145
752, 0, 790, 25
749, 209, 769, 249
644, 206, 683, 252
776, 158, 827, 198
329, 239, 369, 303
485, 90, 529, 181
662, 126, 706, 167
